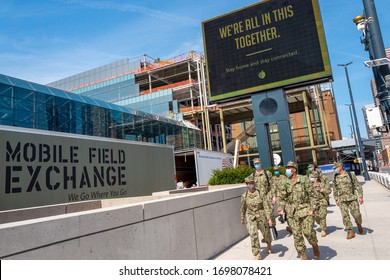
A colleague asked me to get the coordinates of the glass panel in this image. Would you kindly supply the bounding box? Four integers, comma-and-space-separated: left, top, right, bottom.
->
14, 109, 34, 123
36, 122, 49, 130
0, 96, 12, 108
36, 101, 54, 114
31, 83, 54, 95
36, 94, 54, 104
14, 98, 34, 111
8, 76, 35, 90
14, 87, 34, 101
0, 106, 13, 120
36, 113, 50, 124
54, 98, 71, 132
0, 119, 13, 126
49, 87, 69, 99
0, 75, 12, 85
0, 83, 13, 97
67, 93, 85, 103
14, 121, 34, 129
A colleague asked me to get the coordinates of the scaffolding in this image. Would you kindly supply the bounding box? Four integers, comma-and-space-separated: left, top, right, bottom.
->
49, 50, 342, 162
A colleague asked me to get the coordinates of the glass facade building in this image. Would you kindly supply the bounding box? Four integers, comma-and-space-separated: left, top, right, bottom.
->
71, 73, 140, 102
46, 58, 178, 119
0, 74, 202, 150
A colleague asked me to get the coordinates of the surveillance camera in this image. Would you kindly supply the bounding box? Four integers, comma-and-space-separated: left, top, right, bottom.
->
357, 22, 365, 31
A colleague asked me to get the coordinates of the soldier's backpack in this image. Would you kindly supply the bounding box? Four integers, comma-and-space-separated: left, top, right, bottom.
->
253, 170, 271, 194
334, 171, 355, 194
334, 171, 353, 181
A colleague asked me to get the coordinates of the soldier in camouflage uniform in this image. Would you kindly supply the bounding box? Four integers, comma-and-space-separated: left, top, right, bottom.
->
278, 161, 321, 260
312, 170, 332, 237
241, 176, 273, 260
308, 164, 329, 186
332, 162, 364, 239
270, 166, 288, 224
252, 158, 275, 239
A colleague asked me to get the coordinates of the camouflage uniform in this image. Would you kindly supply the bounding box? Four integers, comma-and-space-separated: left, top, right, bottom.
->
241, 181, 272, 257
333, 166, 363, 231
308, 164, 328, 184
271, 173, 288, 205
271, 171, 287, 222
253, 168, 274, 225
279, 169, 321, 256
312, 171, 332, 232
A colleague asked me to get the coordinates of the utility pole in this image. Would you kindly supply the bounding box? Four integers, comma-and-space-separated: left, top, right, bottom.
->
354, 0, 390, 129
346, 104, 361, 169
338, 63, 370, 181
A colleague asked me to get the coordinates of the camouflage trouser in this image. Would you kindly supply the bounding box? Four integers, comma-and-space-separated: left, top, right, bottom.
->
270, 204, 276, 226
267, 194, 276, 226
246, 211, 272, 256
289, 215, 318, 254
314, 204, 328, 230
339, 200, 362, 230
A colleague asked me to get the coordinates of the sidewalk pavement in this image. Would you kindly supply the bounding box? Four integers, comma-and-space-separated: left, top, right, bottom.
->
213, 176, 390, 260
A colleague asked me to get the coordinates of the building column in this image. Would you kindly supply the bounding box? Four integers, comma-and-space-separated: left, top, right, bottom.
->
302, 90, 317, 164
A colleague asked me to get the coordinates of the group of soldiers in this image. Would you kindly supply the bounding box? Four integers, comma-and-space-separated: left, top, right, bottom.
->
240, 158, 364, 260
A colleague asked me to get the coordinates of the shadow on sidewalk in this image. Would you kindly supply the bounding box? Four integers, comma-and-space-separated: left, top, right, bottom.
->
261, 243, 290, 259
316, 225, 344, 235
308, 246, 337, 260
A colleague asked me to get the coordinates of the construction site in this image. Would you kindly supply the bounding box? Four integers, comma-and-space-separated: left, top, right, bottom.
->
47, 50, 344, 167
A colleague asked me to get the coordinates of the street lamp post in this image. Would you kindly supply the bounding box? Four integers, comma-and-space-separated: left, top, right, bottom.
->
348, 125, 354, 139
346, 104, 361, 169
338, 62, 370, 181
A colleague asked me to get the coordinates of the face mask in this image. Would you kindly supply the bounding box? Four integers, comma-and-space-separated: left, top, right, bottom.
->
286, 169, 293, 178
308, 168, 312, 172
275, 171, 280, 176
246, 184, 255, 190
334, 168, 339, 175
254, 164, 261, 170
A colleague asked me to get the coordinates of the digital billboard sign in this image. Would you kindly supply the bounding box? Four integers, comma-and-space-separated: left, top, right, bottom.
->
202, 0, 332, 102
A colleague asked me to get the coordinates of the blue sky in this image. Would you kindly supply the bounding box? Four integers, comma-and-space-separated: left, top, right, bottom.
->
0, 0, 389, 139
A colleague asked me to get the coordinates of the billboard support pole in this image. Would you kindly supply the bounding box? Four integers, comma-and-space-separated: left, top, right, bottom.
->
251, 88, 296, 168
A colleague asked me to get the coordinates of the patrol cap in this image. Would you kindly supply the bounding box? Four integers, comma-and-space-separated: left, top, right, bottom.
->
308, 164, 315, 169
244, 175, 255, 183
274, 165, 280, 171
333, 162, 344, 169
253, 158, 261, 164
285, 161, 298, 169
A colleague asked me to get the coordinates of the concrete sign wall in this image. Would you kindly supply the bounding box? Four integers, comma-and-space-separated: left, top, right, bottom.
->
0, 185, 247, 260
0, 126, 176, 211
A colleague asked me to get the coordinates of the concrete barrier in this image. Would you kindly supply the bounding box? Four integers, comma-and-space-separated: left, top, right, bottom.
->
0, 200, 102, 224
369, 171, 390, 190
0, 185, 248, 260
